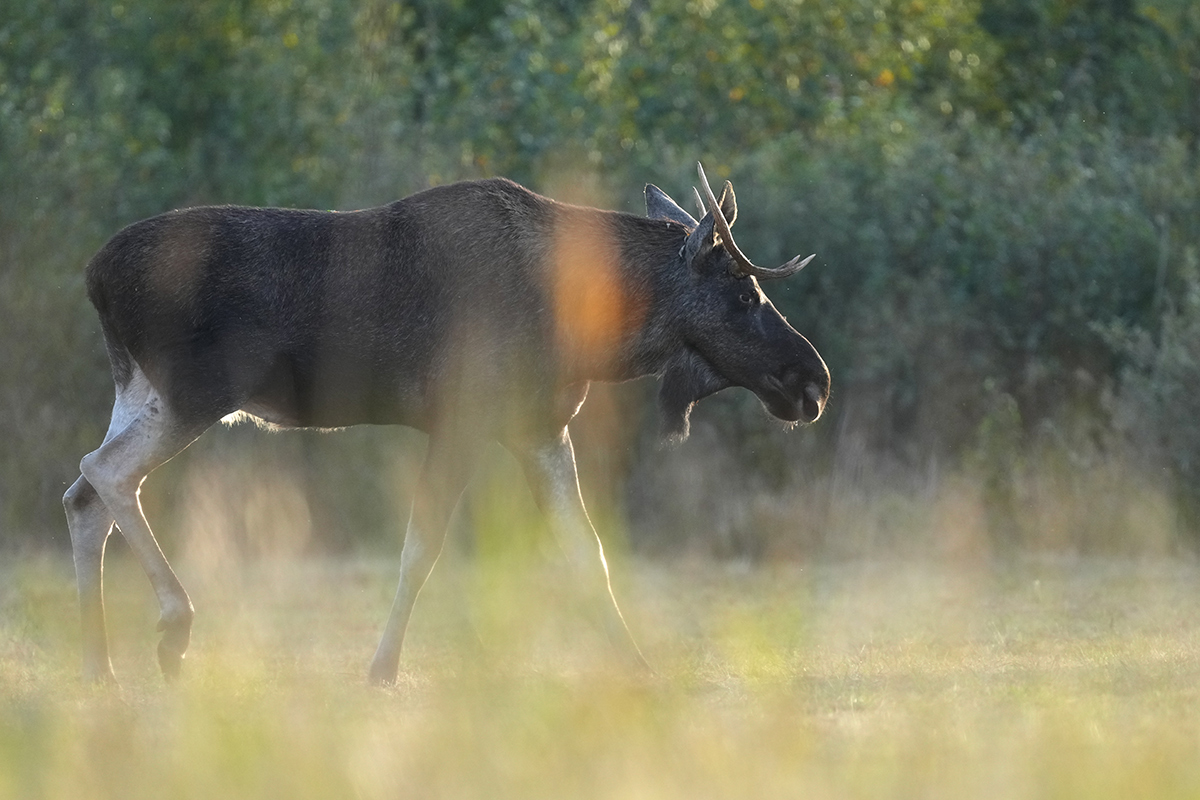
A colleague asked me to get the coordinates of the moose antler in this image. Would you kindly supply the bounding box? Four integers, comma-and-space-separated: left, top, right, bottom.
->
696, 162, 815, 280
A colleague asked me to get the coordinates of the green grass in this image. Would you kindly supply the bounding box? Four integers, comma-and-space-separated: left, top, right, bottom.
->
4, 550, 1200, 799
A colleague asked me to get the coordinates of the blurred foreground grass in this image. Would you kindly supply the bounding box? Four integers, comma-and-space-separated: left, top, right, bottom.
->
3, 550, 1200, 799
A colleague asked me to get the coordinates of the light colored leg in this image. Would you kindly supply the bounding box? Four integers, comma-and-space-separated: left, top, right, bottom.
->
516, 429, 649, 670
368, 438, 479, 685
78, 381, 206, 680
63, 371, 158, 683
63, 476, 116, 683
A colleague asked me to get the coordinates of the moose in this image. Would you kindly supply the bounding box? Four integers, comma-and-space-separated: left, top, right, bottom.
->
63, 163, 830, 685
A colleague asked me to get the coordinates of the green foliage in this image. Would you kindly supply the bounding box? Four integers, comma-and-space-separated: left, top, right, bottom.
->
721, 120, 1195, 456
441, 0, 997, 181
1111, 247, 1200, 524
2, 0, 1199, 548
979, 0, 1200, 137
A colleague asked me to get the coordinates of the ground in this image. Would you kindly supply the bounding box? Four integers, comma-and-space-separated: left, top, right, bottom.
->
3, 549, 1200, 799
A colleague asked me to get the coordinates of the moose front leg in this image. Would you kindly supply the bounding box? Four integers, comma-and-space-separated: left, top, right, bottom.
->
515, 428, 650, 671
369, 438, 479, 686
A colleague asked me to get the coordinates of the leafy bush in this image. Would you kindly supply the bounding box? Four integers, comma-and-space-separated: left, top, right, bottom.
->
1111, 245, 1200, 527
624, 120, 1200, 553
2, 0, 1199, 551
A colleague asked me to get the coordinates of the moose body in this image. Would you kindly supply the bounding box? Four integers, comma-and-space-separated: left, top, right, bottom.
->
64, 165, 830, 685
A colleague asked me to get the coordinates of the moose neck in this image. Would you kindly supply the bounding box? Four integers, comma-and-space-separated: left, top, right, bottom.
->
547, 206, 682, 384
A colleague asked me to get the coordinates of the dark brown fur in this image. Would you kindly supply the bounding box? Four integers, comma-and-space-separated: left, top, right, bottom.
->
66, 174, 830, 684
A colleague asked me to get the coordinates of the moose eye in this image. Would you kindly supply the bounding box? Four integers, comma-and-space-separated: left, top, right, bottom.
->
738, 292, 755, 307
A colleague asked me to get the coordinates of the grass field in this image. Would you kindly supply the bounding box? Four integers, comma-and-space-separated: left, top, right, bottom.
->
4, 547, 1200, 799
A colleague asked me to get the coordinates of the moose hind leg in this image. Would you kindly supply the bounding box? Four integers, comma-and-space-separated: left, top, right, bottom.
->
63, 371, 154, 683
63, 476, 117, 683
79, 390, 208, 680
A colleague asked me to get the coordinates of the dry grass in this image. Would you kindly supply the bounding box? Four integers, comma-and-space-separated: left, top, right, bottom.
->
4, 545, 1200, 800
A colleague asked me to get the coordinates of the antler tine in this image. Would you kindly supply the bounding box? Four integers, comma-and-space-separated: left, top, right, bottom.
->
692, 187, 707, 219
695, 162, 814, 280
775, 252, 817, 274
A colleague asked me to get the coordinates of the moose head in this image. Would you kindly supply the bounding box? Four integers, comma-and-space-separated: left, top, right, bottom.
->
647, 164, 830, 440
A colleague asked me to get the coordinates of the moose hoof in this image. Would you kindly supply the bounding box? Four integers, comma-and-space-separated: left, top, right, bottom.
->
367, 664, 397, 687
157, 641, 185, 680
367, 653, 400, 687
83, 662, 119, 687
156, 616, 192, 681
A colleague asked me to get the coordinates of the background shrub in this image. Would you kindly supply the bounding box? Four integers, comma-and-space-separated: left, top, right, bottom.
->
2, 0, 1198, 554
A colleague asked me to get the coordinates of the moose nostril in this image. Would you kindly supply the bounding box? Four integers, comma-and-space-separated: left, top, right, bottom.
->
802, 382, 826, 421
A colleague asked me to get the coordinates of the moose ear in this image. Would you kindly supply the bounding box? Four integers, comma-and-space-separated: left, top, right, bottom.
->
645, 184, 698, 228
691, 179, 737, 227
682, 213, 716, 267
717, 180, 737, 227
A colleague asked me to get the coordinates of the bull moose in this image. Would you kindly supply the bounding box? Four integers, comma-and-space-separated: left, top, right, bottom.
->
63, 163, 830, 685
